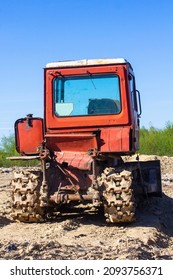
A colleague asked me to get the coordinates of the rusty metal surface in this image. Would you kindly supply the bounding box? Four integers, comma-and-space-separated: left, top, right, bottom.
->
49, 193, 93, 204
7, 156, 40, 160
54, 151, 93, 170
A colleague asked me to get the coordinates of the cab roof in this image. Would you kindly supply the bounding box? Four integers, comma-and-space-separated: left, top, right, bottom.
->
45, 58, 132, 69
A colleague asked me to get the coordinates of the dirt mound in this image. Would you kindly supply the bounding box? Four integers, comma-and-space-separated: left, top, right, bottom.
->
0, 156, 173, 260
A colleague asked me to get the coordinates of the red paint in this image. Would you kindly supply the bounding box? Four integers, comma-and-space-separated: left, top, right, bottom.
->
45, 65, 130, 130
15, 60, 140, 158
44, 63, 138, 155
15, 118, 44, 155
54, 151, 93, 170
45, 132, 98, 153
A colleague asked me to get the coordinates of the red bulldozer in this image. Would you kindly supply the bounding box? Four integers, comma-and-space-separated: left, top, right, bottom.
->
9, 58, 162, 223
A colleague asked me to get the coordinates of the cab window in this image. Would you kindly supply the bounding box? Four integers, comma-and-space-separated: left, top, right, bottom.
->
53, 74, 121, 116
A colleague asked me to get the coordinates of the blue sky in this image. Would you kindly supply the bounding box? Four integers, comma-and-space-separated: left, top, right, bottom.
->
0, 0, 173, 140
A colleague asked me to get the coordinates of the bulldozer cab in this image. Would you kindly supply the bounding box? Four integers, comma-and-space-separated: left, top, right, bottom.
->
44, 58, 141, 155
14, 58, 141, 156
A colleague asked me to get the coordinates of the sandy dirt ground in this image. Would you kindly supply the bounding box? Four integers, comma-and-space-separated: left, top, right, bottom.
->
0, 155, 173, 260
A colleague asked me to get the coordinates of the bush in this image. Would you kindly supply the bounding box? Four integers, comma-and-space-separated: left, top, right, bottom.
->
0, 134, 38, 167
139, 122, 173, 156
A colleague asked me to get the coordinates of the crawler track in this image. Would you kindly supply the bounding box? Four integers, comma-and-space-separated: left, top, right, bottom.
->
100, 168, 136, 223
11, 166, 135, 224
11, 168, 45, 222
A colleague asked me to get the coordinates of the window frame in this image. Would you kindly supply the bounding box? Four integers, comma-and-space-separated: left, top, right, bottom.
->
129, 74, 138, 112
53, 73, 122, 117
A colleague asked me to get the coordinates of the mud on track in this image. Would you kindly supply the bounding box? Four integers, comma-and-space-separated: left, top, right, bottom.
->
0, 155, 173, 260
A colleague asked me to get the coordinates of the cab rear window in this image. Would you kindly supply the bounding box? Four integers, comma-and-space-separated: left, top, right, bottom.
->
53, 74, 121, 116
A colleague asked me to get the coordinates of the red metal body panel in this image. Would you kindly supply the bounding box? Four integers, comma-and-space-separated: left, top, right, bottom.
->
45, 132, 98, 152
45, 126, 131, 154
15, 118, 43, 155
99, 126, 131, 152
